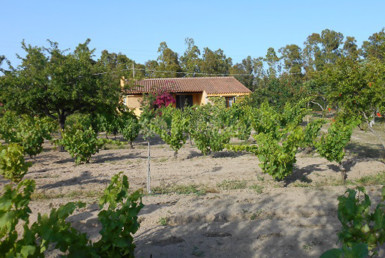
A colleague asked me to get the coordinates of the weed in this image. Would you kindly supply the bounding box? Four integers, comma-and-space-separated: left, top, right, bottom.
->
303, 243, 313, 251
249, 184, 263, 194
292, 182, 311, 188
152, 184, 207, 196
153, 157, 169, 163
217, 180, 247, 190
355, 171, 385, 185
250, 209, 263, 220
256, 175, 265, 182
32, 190, 102, 200
159, 217, 168, 226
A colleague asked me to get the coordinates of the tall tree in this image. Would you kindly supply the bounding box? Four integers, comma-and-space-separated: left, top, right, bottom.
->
265, 47, 280, 78
343, 36, 359, 60
156, 42, 182, 78
180, 38, 201, 76
0, 39, 119, 131
200, 47, 232, 75
279, 44, 303, 76
98, 50, 145, 80
320, 29, 344, 65
361, 28, 385, 61
230, 56, 255, 90
144, 60, 159, 78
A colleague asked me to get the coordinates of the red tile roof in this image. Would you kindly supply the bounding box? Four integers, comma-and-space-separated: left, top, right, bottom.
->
123, 77, 251, 95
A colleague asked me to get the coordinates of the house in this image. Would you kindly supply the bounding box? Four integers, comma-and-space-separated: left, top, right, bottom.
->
121, 77, 252, 116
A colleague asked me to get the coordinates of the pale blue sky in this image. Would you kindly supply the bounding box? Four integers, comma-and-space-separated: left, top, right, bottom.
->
1, 0, 384, 66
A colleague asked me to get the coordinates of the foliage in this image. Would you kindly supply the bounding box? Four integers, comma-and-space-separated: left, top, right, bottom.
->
0, 39, 120, 131
302, 119, 327, 147
121, 113, 141, 148
151, 106, 189, 156
0, 111, 20, 143
0, 143, 32, 183
65, 113, 96, 131
315, 118, 358, 164
59, 126, 105, 164
228, 100, 312, 180
0, 112, 56, 157
321, 243, 368, 258
0, 172, 143, 257
189, 104, 232, 155
95, 172, 143, 256
321, 186, 385, 257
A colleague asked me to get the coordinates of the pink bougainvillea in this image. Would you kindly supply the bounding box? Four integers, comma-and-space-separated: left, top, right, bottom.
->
153, 92, 176, 108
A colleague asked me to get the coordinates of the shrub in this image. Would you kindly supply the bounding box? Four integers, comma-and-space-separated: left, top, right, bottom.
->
121, 114, 141, 148
59, 127, 105, 164
321, 186, 385, 257
0, 112, 57, 157
0, 143, 32, 183
0, 172, 143, 257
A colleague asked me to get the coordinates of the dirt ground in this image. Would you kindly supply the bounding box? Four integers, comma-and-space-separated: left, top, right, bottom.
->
2, 127, 385, 257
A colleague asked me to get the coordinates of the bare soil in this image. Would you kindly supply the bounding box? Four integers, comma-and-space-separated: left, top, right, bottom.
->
2, 127, 385, 257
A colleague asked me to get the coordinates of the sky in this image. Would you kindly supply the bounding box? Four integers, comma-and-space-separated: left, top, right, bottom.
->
1, 0, 385, 67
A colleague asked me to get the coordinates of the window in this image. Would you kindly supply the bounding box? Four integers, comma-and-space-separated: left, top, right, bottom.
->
176, 95, 193, 109
225, 97, 235, 107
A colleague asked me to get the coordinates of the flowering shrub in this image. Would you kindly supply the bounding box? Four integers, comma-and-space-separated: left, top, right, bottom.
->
153, 92, 176, 108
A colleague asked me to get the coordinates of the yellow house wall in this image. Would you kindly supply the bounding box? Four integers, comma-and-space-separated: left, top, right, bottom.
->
201, 90, 208, 105
125, 95, 143, 116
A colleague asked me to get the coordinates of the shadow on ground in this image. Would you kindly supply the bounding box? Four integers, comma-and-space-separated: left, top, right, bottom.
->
39, 171, 110, 190
133, 190, 341, 257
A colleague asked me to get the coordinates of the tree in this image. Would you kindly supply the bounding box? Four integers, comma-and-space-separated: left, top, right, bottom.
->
343, 36, 359, 60
231, 56, 255, 90
156, 42, 183, 77
279, 44, 303, 76
361, 28, 385, 61
0, 39, 120, 133
180, 37, 201, 76
98, 50, 145, 80
265, 47, 280, 78
200, 47, 232, 75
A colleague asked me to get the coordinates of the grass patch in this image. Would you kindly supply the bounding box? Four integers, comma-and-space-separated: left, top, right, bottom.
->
292, 182, 311, 188
249, 184, 263, 194
355, 171, 385, 186
217, 180, 247, 190
153, 157, 169, 163
158, 217, 169, 226
152, 184, 210, 196
32, 190, 102, 200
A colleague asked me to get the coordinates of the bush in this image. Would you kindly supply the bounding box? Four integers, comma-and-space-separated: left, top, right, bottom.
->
321, 186, 385, 257
0, 143, 32, 183
121, 113, 141, 148
0, 112, 57, 157
59, 127, 105, 164
0, 172, 143, 257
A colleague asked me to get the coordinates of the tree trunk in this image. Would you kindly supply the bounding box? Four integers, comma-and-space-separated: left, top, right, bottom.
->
58, 115, 66, 152
339, 162, 347, 183
130, 140, 134, 149
147, 140, 151, 194
174, 150, 178, 158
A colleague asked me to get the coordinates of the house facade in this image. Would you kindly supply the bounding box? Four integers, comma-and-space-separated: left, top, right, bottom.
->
121, 77, 252, 116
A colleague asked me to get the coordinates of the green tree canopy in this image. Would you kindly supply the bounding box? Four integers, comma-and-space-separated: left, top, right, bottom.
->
0, 39, 120, 130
